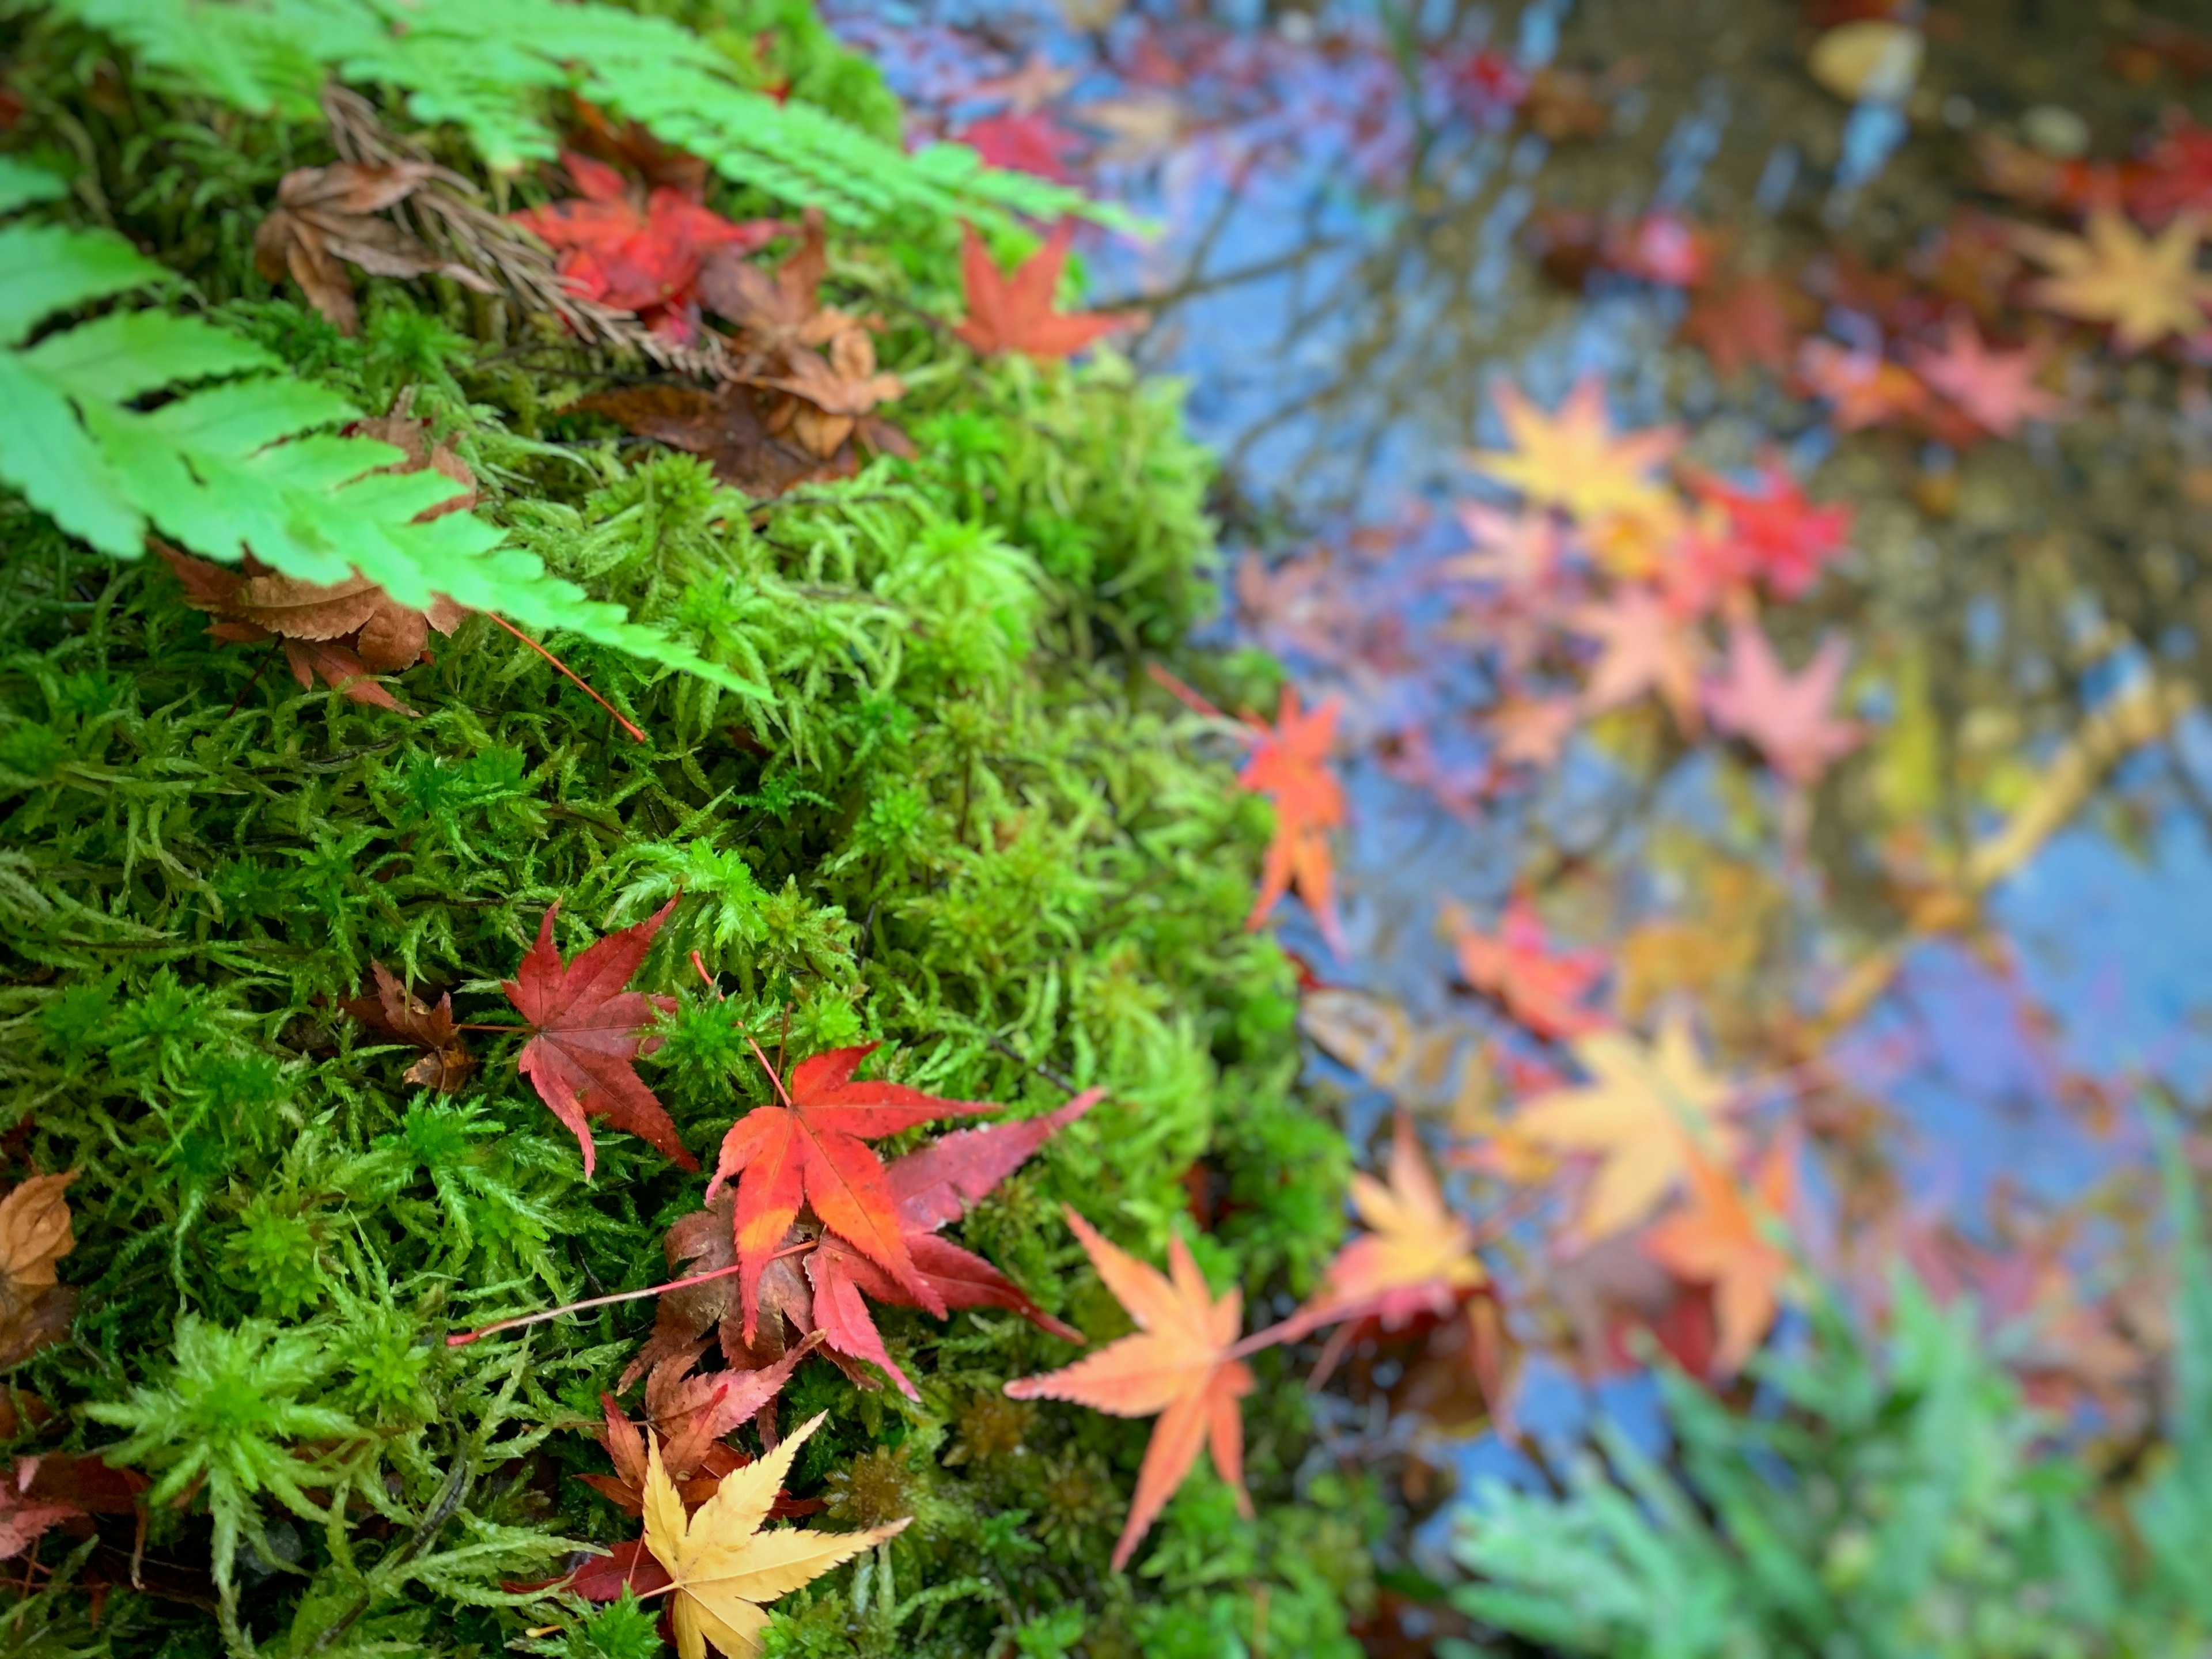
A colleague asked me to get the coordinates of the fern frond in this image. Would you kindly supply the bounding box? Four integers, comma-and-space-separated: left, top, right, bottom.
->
46, 0, 1136, 232
0, 209, 764, 698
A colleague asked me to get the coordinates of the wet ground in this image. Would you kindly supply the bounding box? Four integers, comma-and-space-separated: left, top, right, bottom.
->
835, 0, 2212, 1631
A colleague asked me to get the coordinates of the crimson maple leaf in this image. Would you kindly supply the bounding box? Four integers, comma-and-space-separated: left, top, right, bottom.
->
1685, 460, 1853, 600
510, 151, 782, 342
706, 1044, 994, 1344
805, 1089, 1101, 1397
503, 898, 693, 1179
952, 221, 1143, 359
955, 112, 1086, 182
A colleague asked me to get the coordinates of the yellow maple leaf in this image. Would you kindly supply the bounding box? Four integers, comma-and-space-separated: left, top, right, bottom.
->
642, 1414, 910, 1659
2012, 210, 2212, 353
1467, 376, 1681, 529
1513, 1016, 1740, 1242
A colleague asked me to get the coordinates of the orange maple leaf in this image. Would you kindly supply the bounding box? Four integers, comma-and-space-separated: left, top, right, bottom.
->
1296, 1115, 1486, 1334
1465, 376, 1681, 528
1237, 687, 1349, 956
1641, 1138, 1797, 1376
953, 221, 1144, 359
1444, 895, 1609, 1043
1004, 1209, 1252, 1571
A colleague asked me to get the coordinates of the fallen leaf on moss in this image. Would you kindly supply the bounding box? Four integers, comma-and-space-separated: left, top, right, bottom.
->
155, 543, 469, 715
1005, 1207, 1253, 1572
640, 1415, 910, 1659
503, 897, 693, 1179
952, 221, 1143, 359
803, 1089, 1102, 1396
253, 162, 494, 335
512, 151, 781, 343
340, 960, 474, 1092
0, 1171, 77, 1370
574, 382, 870, 499
706, 1042, 995, 1345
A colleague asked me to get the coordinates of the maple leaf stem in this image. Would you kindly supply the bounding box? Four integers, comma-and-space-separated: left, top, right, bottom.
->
745, 1033, 796, 1108
443, 1240, 819, 1347
1145, 661, 1232, 726
478, 610, 649, 744
451, 1022, 527, 1032
224, 640, 282, 720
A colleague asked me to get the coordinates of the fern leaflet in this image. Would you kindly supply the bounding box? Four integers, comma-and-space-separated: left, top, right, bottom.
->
0, 199, 764, 699
48, 0, 1133, 232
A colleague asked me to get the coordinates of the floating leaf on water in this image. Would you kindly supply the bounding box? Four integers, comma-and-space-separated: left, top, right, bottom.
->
1809, 21, 1924, 105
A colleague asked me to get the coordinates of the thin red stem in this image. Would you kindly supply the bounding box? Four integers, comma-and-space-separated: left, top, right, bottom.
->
746, 1034, 794, 1109
445, 1240, 816, 1347
479, 611, 647, 744
1145, 660, 1232, 725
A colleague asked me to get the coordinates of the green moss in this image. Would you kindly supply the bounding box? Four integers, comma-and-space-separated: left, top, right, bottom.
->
0, 4, 1366, 1653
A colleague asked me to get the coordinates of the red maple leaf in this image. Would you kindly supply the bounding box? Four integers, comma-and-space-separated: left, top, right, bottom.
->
806, 1089, 1101, 1397
952, 221, 1143, 359
510, 151, 782, 342
955, 112, 1086, 182
1702, 624, 1866, 788
1685, 460, 1854, 600
706, 1043, 994, 1344
502, 898, 693, 1179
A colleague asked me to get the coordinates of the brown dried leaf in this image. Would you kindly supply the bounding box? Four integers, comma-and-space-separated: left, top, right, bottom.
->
574, 383, 859, 499
340, 960, 475, 1093
254, 162, 495, 334
0, 1173, 77, 1370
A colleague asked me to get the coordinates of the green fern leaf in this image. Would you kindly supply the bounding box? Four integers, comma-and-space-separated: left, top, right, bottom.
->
0, 215, 765, 698
46, 0, 1137, 233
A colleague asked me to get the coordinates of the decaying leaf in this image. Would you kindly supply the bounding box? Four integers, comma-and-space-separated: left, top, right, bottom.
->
340, 960, 474, 1092
152, 403, 476, 713
629, 1416, 910, 1659
574, 382, 863, 498
254, 162, 494, 334
1005, 1208, 1253, 1571
1298, 987, 1497, 1134
503, 897, 692, 1179
0, 1172, 78, 1370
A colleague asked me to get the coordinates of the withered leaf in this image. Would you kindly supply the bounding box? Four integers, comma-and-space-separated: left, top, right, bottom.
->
0, 1172, 78, 1370
340, 960, 475, 1093
574, 382, 863, 499
254, 162, 494, 335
